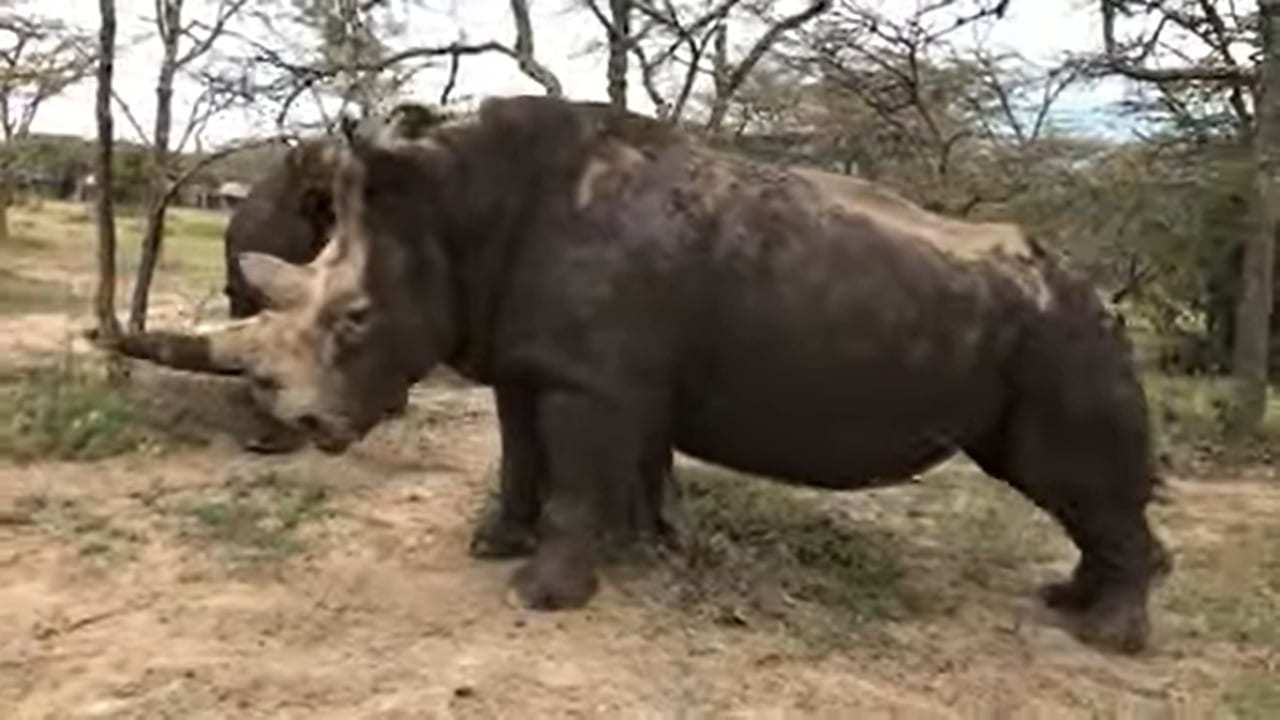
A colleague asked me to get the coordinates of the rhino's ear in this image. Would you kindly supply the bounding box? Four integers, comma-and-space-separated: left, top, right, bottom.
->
339, 113, 360, 145
339, 112, 384, 165
237, 252, 313, 311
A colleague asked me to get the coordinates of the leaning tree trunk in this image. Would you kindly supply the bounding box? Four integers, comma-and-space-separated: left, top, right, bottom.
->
126, 0, 181, 334
94, 0, 122, 343
0, 177, 11, 245
1228, 0, 1280, 433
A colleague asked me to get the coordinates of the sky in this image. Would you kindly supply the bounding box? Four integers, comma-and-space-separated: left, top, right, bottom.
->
27, 0, 1134, 146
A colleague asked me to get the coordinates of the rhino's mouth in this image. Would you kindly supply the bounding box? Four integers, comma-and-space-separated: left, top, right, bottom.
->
302, 393, 406, 454
296, 415, 362, 455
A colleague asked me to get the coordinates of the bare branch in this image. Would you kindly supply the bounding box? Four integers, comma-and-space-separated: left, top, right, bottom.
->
1095, 0, 1257, 86
508, 0, 563, 96
175, 0, 252, 67
109, 89, 152, 144
706, 0, 832, 131
440, 48, 461, 105
162, 135, 293, 207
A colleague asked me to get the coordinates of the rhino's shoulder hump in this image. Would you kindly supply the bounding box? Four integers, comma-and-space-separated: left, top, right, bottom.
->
789, 167, 1033, 262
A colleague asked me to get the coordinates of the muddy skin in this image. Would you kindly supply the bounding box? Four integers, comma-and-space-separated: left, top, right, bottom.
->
220, 112, 681, 540
118, 95, 1170, 655
469, 384, 680, 560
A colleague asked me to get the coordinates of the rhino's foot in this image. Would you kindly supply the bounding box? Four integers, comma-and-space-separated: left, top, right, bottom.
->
1052, 588, 1152, 655
1038, 572, 1101, 613
469, 513, 538, 559
1040, 546, 1171, 655
509, 546, 599, 611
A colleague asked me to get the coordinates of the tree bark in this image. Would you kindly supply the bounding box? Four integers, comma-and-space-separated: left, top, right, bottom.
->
0, 178, 11, 245
1229, 0, 1280, 433
127, 0, 182, 334
607, 0, 631, 109
94, 0, 122, 343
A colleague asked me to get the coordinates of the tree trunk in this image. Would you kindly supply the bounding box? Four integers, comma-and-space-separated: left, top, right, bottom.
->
0, 178, 11, 245
126, 0, 181, 334
606, 0, 630, 109
1228, 0, 1280, 433
128, 198, 170, 333
94, 0, 122, 343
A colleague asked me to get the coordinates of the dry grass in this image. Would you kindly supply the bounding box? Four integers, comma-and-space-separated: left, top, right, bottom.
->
2, 196, 1280, 716
0, 269, 79, 316
7, 199, 230, 300
635, 463, 928, 653
1143, 372, 1280, 468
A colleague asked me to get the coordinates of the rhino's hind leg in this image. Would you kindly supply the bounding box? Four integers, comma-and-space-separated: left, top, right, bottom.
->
969, 353, 1170, 654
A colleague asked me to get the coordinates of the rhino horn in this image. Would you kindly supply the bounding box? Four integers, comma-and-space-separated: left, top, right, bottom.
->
238, 251, 314, 311
92, 320, 262, 376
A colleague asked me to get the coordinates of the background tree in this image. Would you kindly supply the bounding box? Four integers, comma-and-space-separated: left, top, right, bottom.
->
580, 0, 633, 109
239, 0, 561, 130
94, 0, 121, 343
1237, 0, 1280, 431
0, 6, 94, 244
122, 0, 261, 332
1089, 0, 1273, 430
575, 0, 830, 124
766, 0, 1081, 217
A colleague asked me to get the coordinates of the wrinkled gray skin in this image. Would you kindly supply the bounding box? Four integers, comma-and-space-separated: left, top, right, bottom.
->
223, 142, 337, 321
219, 140, 342, 453
220, 107, 678, 551
122, 95, 1171, 655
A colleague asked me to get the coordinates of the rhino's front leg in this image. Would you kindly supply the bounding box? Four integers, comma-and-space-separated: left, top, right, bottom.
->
470, 384, 544, 558
510, 391, 643, 610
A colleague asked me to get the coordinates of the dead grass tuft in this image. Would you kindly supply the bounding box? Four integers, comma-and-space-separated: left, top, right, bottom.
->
632, 463, 934, 653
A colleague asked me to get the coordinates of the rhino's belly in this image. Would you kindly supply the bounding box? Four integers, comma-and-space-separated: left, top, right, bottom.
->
671, 357, 1004, 487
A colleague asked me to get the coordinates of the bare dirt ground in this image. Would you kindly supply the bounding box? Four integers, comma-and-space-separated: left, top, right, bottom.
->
2, 204, 1278, 718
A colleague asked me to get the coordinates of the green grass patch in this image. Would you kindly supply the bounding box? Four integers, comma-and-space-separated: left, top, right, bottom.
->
0, 359, 168, 463
178, 470, 332, 564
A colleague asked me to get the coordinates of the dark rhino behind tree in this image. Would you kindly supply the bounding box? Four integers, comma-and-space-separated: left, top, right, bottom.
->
106, 95, 1172, 655
217, 103, 467, 454
214, 103, 679, 548
222, 103, 459, 320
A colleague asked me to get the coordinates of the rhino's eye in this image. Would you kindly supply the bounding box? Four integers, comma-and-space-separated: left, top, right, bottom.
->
336, 303, 372, 342
345, 305, 370, 327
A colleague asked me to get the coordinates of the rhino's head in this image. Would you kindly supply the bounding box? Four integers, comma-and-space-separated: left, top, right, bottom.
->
224, 102, 460, 320
223, 139, 342, 319
160, 125, 459, 453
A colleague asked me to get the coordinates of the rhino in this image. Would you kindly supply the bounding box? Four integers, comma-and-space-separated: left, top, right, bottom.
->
217, 105, 465, 454
223, 104, 458, 320
105, 94, 1171, 654
214, 103, 679, 549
